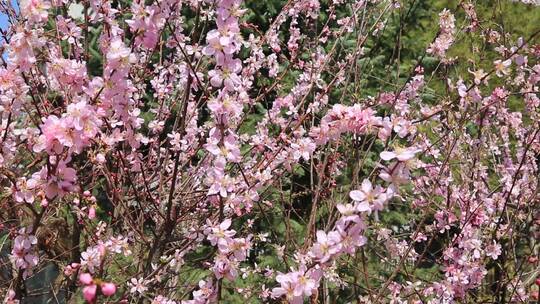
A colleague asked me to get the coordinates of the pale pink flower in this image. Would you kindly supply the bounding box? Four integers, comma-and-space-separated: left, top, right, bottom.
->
80, 245, 104, 273
205, 133, 241, 163
336, 222, 367, 254
485, 241, 502, 260
336, 203, 360, 222
291, 265, 317, 297
309, 230, 342, 263
494, 59, 511, 77
129, 277, 148, 294
126, 2, 164, 49
380, 147, 421, 162
206, 219, 236, 246
291, 138, 316, 161
106, 38, 135, 66
13, 178, 35, 203
10, 228, 39, 274
349, 179, 389, 212
272, 273, 303, 304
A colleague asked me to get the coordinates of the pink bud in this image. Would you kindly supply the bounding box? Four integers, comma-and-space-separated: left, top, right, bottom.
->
83, 284, 97, 302
100, 282, 116, 296
88, 206, 96, 219
79, 273, 93, 285
64, 265, 76, 276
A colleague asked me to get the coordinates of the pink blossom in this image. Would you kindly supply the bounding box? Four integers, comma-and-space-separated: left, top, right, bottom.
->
126, 2, 164, 49
349, 179, 389, 212
309, 230, 342, 263
337, 223, 367, 254
10, 228, 39, 275
13, 178, 35, 203
206, 219, 236, 246
205, 133, 241, 163
336, 203, 361, 222
427, 9, 455, 58
28, 161, 77, 199
272, 273, 303, 304
208, 58, 242, 90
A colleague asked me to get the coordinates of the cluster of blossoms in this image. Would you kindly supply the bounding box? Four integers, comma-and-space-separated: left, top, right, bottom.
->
205, 219, 251, 281
203, 0, 244, 94
16, 101, 101, 200
78, 235, 132, 274
9, 228, 38, 278
427, 9, 456, 59
1, 0, 540, 303
126, 1, 165, 49
79, 273, 116, 302
271, 139, 420, 303
310, 104, 378, 144
201, 0, 250, 213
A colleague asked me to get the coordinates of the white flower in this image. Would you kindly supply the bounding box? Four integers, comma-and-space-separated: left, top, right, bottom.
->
494, 59, 511, 77
129, 277, 148, 294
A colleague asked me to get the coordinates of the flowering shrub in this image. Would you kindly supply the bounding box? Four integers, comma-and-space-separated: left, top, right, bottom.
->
1, 0, 540, 303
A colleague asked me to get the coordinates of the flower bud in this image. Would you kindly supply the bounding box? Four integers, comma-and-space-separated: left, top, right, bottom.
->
79, 273, 93, 285
83, 284, 97, 302
101, 282, 116, 296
